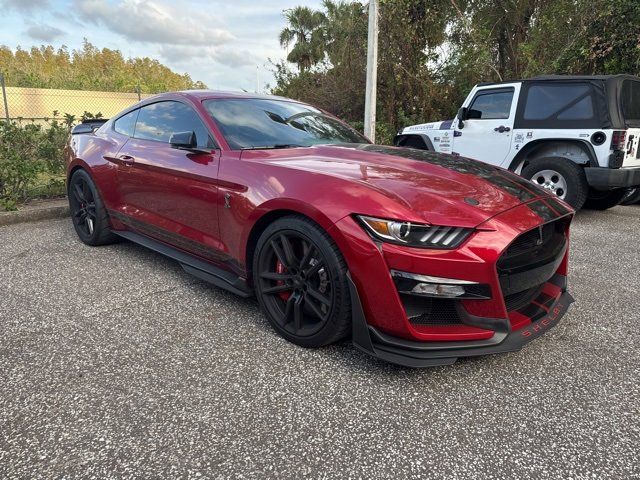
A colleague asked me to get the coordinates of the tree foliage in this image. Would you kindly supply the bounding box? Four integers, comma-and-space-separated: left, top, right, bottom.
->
279, 7, 327, 72
272, 0, 640, 143
0, 40, 206, 93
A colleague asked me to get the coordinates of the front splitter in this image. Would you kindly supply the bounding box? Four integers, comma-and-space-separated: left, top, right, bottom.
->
348, 274, 574, 368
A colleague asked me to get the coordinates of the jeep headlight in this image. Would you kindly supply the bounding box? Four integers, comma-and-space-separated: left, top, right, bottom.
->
356, 215, 473, 249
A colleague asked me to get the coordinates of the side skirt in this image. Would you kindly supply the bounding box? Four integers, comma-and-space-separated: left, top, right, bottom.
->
113, 230, 253, 298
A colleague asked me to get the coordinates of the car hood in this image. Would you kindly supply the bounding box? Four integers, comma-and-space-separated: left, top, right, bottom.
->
256, 144, 562, 228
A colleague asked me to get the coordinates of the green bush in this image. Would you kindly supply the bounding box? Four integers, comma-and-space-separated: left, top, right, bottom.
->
0, 119, 70, 211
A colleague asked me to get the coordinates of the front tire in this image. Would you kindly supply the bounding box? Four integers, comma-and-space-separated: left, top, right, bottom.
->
253, 216, 352, 348
68, 169, 118, 246
583, 188, 628, 210
521, 157, 588, 210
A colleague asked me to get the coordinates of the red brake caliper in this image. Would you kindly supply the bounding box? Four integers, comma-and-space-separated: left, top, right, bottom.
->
276, 261, 291, 301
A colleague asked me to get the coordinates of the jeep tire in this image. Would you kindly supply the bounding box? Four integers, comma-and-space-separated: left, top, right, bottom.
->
521, 157, 589, 210
583, 188, 628, 210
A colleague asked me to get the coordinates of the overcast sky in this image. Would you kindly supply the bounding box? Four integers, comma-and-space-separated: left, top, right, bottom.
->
0, 0, 327, 92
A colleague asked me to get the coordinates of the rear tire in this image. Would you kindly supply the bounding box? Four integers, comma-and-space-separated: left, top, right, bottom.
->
253, 215, 352, 348
621, 188, 640, 205
583, 188, 628, 210
68, 169, 118, 246
521, 157, 588, 210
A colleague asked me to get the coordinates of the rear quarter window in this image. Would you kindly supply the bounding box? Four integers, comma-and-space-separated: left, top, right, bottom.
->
524, 84, 594, 120
113, 109, 139, 137
621, 80, 640, 124
516, 82, 603, 129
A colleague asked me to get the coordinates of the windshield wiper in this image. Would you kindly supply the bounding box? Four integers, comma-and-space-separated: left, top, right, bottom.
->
241, 144, 307, 150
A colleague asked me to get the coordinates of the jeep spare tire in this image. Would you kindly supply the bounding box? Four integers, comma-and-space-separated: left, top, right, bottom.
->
521, 157, 588, 210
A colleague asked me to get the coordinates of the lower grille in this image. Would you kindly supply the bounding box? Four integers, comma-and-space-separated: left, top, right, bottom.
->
504, 286, 542, 312
400, 294, 463, 326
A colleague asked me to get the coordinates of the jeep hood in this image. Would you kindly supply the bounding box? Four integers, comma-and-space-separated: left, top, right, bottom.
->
257, 144, 565, 228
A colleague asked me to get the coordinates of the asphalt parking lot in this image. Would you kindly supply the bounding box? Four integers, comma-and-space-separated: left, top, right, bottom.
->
1, 207, 639, 479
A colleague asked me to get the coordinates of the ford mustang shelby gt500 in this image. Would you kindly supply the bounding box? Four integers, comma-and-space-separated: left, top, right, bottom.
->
65, 91, 574, 367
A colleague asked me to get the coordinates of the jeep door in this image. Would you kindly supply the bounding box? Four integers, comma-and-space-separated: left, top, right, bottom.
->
454, 84, 520, 166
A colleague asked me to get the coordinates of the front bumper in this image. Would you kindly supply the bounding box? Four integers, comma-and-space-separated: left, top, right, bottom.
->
349, 274, 574, 367
585, 166, 640, 189
328, 198, 575, 368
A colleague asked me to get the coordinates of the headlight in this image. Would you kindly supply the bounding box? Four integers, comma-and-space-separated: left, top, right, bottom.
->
356, 215, 473, 249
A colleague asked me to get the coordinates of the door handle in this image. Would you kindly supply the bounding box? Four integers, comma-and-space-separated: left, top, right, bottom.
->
494, 126, 511, 133
118, 154, 135, 165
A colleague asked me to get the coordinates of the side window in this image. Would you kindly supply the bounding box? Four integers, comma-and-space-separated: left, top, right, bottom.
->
523, 84, 595, 121
134, 101, 213, 148
468, 90, 514, 119
113, 109, 139, 137
620, 80, 640, 123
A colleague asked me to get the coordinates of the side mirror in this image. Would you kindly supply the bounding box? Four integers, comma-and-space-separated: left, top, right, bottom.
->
457, 107, 468, 129
467, 109, 482, 119
169, 131, 197, 150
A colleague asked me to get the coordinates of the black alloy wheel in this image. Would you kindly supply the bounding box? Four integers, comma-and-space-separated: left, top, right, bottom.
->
253, 216, 351, 348
68, 169, 118, 246
70, 176, 97, 237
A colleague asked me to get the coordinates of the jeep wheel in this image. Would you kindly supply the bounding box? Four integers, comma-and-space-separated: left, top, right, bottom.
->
521, 157, 588, 210
583, 188, 628, 210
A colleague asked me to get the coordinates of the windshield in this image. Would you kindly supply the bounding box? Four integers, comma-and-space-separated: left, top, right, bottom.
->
203, 98, 369, 149
621, 80, 640, 126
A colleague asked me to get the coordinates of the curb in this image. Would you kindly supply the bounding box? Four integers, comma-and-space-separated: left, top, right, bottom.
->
0, 199, 69, 227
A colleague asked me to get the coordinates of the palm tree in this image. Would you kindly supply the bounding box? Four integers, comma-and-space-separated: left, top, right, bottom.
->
279, 7, 326, 72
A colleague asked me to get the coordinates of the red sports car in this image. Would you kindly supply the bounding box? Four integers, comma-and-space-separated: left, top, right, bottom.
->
65, 91, 574, 367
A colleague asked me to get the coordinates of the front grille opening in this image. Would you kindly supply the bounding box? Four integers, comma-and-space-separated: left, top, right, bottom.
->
400, 294, 463, 326
498, 218, 568, 313
498, 219, 568, 273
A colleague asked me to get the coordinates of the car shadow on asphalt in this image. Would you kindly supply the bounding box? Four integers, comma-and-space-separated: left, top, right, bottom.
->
112, 237, 490, 377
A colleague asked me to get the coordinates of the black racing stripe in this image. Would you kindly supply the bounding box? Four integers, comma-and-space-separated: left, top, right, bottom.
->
545, 196, 573, 216
518, 303, 547, 322
352, 145, 539, 202
108, 209, 243, 275
526, 199, 558, 223
535, 292, 556, 309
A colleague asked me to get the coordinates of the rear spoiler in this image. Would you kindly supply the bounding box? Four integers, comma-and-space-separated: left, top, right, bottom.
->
71, 118, 109, 135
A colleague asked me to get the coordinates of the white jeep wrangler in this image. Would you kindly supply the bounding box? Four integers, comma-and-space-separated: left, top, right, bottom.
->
395, 75, 640, 210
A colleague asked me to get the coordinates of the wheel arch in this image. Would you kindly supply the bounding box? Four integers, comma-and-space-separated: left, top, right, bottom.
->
393, 133, 434, 150
508, 139, 598, 172
66, 159, 94, 185
244, 205, 338, 285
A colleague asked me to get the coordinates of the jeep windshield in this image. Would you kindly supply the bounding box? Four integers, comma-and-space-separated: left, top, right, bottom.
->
621, 80, 640, 127
204, 98, 369, 150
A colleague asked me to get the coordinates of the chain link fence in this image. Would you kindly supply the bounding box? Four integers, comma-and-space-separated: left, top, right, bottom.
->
0, 73, 157, 209
0, 73, 149, 124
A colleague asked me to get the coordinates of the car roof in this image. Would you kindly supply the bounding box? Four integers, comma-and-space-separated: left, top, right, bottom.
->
172, 89, 298, 102
477, 74, 640, 87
